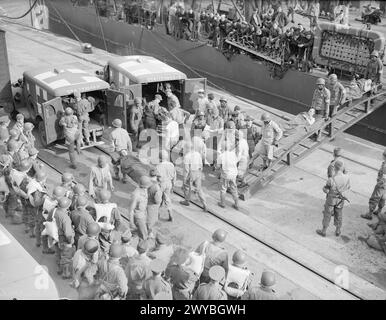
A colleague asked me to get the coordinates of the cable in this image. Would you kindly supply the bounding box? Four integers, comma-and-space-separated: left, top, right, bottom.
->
0, 0, 39, 19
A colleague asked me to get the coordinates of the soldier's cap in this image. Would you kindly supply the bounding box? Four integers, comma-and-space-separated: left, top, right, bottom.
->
121, 229, 132, 243
137, 239, 149, 253
219, 96, 227, 102
208, 265, 225, 281
234, 105, 241, 111
16, 113, 24, 120
112, 118, 122, 128
149, 259, 167, 274
149, 168, 161, 177
156, 232, 168, 244
371, 51, 379, 58
334, 160, 344, 170
155, 94, 163, 101
208, 93, 215, 99
134, 97, 142, 104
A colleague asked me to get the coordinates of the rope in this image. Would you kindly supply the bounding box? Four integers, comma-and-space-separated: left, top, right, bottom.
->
0, 0, 39, 19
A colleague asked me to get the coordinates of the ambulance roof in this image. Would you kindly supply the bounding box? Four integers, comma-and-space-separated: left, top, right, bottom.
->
23, 67, 110, 97
107, 55, 187, 83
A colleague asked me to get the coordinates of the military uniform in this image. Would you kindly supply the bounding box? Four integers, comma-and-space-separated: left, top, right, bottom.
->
110, 127, 132, 179
311, 86, 330, 140
193, 282, 227, 300
217, 150, 239, 208
125, 253, 152, 294
147, 182, 162, 234
241, 286, 278, 300
327, 157, 346, 178
144, 275, 172, 300
368, 161, 386, 216
70, 207, 94, 247
128, 105, 143, 151
59, 113, 81, 167
167, 264, 199, 300
365, 57, 383, 83
88, 164, 113, 199
98, 229, 121, 256
156, 160, 176, 219
245, 124, 260, 158
130, 187, 149, 240
75, 97, 92, 144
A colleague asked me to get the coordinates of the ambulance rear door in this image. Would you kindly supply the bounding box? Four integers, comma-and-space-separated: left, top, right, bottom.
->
41, 97, 64, 146
182, 78, 207, 114
106, 89, 126, 128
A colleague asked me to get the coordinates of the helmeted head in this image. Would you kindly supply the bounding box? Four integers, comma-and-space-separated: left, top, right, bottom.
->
97, 155, 108, 168
109, 244, 123, 259
208, 93, 215, 100
28, 147, 39, 158
134, 97, 142, 106
35, 170, 47, 183
61, 172, 73, 184
99, 189, 111, 203
83, 238, 99, 255
208, 265, 225, 282
197, 88, 205, 97
86, 222, 100, 237
57, 197, 71, 209
19, 159, 32, 172
137, 239, 149, 254
23, 122, 34, 132
219, 96, 227, 106
154, 94, 162, 102
232, 250, 247, 267
316, 77, 326, 89
159, 150, 169, 162
65, 107, 74, 116
308, 108, 315, 117
149, 168, 161, 181
139, 175, 153, 188
371, 50, 379, 60
53, 186, 66, 199
226, 120, 235, 129
112, 118, 122, 128
212, 229, 227, 243
150, 259, 167, 275
73, 183, 86, 195
196, 110, 205, 118
16, 113, 24, 124
76, 195, 88, 208
333, 147, 342, 158
334, 159, 344, 172
261, 113, 271, 123
328, 73, 338, 85
9, 129, 19, 139
121, 229, 132, 243
120, 149, 128, 157
7, 140, 18, 153
261, 270, 276, 287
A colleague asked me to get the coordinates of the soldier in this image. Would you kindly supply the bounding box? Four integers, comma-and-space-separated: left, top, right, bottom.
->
98, 218, 122, 256
125, 240, 152, 300
224, 250, 252, 299
162, 113, 179, 151
120, 229, 139, 269
365, 51, 383, 84
70, 183, 87, 211
366, 212, 386, 254
218, 97, 231, 123
70, 195, 94, 248
0, 116, 10, 152
327, 147, 346, 178
143, 94, 163, 130
128, 175, 153, 240
148, 232, 174, 264
244, 115, 260, 158
12, 113, 25, 140
61, 171, 76, 200
249, 113, 282, 170
128, 97, 143, 151
194, 88, 210, 115
190, 111, 208, 140
235, 130, 249, 188
179, 142, 208, 211
72, 238, 99, 300
88, 156, 114, 199
169, 99, 189, 128
74, 92, 92, 146
242, 270, 278, 300
166, 88, 181, 111
195, 229, 229, 284
59, 107, 81, 169
96, 244, 128, 300
147, 169, 162, 236
156, 150, 176, 222
109, 119, 132, 181
144, 259, 172, 300
193, 265, 227, 300
361, 150, 386, 220
78, 222, 101, 251
23, 122, 35, 152
95, 189, 121, 231
217, 140, 240, 210
48, 197, 75, 279
326, 74, 346, 133
311, 78, 330, 141
317, 160, 350, 237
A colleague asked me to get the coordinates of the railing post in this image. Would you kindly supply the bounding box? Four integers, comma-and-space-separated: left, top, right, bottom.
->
287, 152, 291, 166
365, 99, 370, 113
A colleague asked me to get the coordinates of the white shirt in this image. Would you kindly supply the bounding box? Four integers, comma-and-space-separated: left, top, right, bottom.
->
237, 139, 249, 161
165, 120, 179, 150
183, 151, 203, 172
218, 150, 238, 178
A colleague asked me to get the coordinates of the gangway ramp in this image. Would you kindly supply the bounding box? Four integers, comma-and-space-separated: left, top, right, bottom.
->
239, 87, 386, 200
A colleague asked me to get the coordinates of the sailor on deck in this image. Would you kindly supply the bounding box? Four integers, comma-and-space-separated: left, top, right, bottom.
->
224, 250, 252, 299
59, 107, 81, 169
365, 51, 383, 85
88, 156, 114, 199
311, 78, 330, 141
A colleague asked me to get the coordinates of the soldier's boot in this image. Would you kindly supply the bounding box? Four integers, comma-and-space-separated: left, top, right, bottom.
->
316, 227, 327, 237
335, 227, 341, 237
69, 150, 77, 170
180, 200, 190, 207
42, 236, 55, 254
361, 211, 373, 220
218, 193, 226, 208
374, 207, 383, 216
233, 198, 240, 211
167, 208, 173, 222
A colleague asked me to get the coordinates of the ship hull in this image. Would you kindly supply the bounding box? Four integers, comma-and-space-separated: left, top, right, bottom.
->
46, 0, 386, 145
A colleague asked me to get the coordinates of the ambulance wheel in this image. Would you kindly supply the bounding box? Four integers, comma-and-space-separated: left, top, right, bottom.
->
38, 120, 48, 148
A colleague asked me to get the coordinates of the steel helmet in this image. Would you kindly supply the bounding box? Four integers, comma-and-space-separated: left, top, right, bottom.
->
74, 183, 86, 195
328, 73, 338, 81
371, 50, 379, 58
109, 244, 123, 258
159, 150, 169, 161
212, 229, 227, 242
196, 110, 205, 117
99, 189, 111, 202
65, 107, 74, 116
28, 147, 39, 157
97, 155, 108, 167
112, 119, 122, 128
334, 160, 344, 170
134, 97, 142, 104
9, 129, 19, 139
149, 168, 161, 177
83, 238, 99, 254
16, 113, 24, 121
23, 122, 34, 131
333, 147, 342, 157
86, 222, 100, 237
261, 270, 276, 287
19, 159, 32, 172
232, 250, 247, 266
226, 121, 235, 129
58, 197, 71, 209
35, 170, 47, 182
261, 113, 271, 122
316, 78, 325, 85
53, 186, 66, 199
7, 140, 19, 152
139, 176, 153, 188
62, 172, 73, 184
76, 195, 88, 207
209, 265, 225, 282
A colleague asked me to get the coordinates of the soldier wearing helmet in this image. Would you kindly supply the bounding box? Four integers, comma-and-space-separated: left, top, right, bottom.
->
70, 183, 87, 210
195, 229, 229, 284
365, 50, 383, 84
127, 97, 143, 151
95, 244, 128, 300
156, 150, 176, 222
193, 265, 227, 300
148, 232, 174, 264
224, 250, 252, 299
146, 169, 162, 236
11, 113, 25, 142
128, 175, 153, 240
69, 195, 94, 247
109, 118, 132, 181
88, 155, 114, 199
77, 222, 101, 252
327, 147, 346, 178
61, 171, 75, 200
74, 92, 92, 146
249, 112, 282, 170
242, 270, 277, 300
59, 107, 81, 169
361, 150, 386, 220
317, 160, 351, 237
23, 122, 35, 151
190, 110, 208, 140
194, 88, 210, 115
0, 115, 10, 151
311, 77, 331, 141
95, 189, 121, 231
144, 259, 172, 300
326, 74, 346, 134
366, 212, 386, 254
143, 94, 163, 130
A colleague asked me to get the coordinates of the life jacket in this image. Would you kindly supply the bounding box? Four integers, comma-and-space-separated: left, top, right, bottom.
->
42, 197, 58, 220
185, 241, 209, 277
9, 169, 27, 187
42, 208, 59, 246
26, 179, 45, 207
225, 264, 251, 297
95, 203, 117, 223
